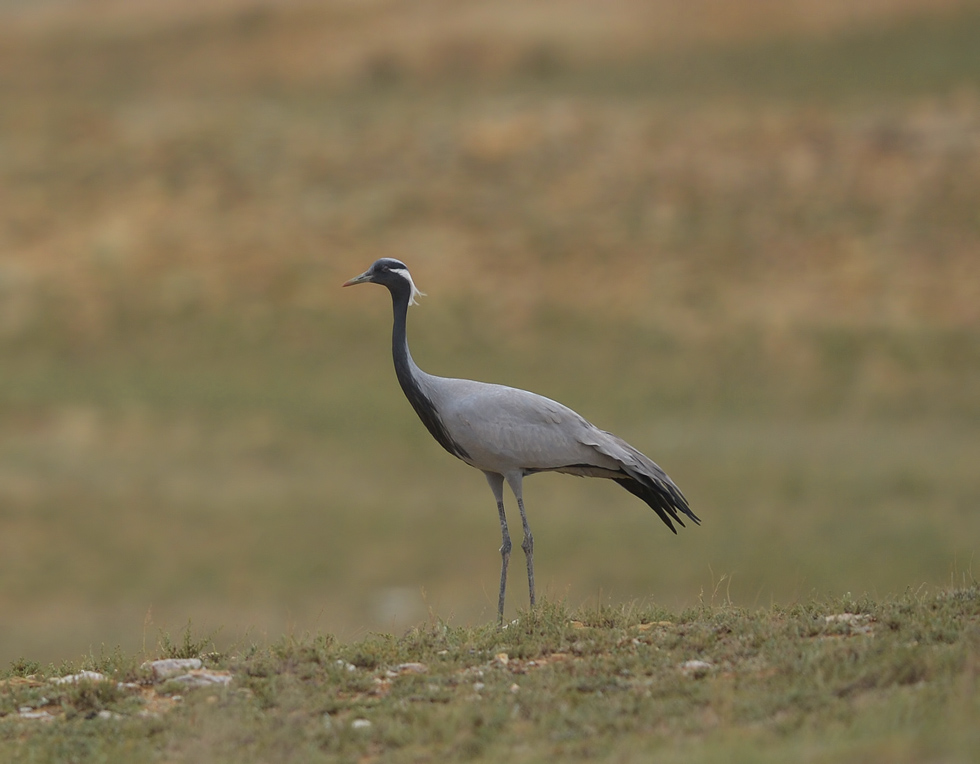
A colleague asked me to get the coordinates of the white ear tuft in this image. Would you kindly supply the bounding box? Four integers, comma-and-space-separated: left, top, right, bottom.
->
390, 267, 425, 306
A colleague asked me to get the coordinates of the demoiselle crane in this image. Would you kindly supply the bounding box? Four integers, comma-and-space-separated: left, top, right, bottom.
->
343, 258, 699, 623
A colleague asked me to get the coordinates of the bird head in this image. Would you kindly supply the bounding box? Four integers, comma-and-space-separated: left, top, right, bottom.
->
343, 258, 425, 306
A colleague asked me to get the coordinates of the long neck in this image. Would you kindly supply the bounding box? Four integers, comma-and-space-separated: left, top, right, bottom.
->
390, 286, 419, 392
388, 285, 469, 461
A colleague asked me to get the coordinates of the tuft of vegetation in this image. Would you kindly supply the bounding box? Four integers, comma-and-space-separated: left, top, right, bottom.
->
158, 621, 222, 662
1, 589, 978, 762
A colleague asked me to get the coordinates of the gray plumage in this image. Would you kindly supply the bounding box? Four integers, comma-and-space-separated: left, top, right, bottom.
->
344, 258, 699, 623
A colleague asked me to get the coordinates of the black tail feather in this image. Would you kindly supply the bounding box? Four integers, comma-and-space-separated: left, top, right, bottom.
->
615, 476, 700, 534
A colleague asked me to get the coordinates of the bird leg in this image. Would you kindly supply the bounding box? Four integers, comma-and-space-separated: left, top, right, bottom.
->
496, 499, 512, 625
504, 474, 536, 611
517, 497, 535, 608
484, 472, 512, 625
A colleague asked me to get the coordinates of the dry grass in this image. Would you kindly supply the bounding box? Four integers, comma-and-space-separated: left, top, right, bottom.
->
2, 1, 980, 337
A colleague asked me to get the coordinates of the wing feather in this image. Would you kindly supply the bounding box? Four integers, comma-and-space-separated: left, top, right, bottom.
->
424, 377, 698, 531
577, 427, 699, 531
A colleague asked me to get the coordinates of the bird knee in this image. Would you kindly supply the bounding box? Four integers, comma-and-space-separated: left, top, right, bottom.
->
500, 537, 512, 557
521, 532, 533, 556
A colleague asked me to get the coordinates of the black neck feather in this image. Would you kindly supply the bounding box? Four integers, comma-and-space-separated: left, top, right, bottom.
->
389, 284, 470, 461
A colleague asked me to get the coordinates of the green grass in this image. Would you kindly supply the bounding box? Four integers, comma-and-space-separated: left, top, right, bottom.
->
2, 588, 978, 762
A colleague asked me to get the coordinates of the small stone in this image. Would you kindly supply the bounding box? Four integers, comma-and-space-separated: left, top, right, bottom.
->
351, 718, 372, 730
394, 662, 428, 674
494, 652, 509, 666
1, 677, 43, 689
509, 683, 520, 693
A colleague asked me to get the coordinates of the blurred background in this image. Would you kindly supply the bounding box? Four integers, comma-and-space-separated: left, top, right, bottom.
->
1, 0, 978, 665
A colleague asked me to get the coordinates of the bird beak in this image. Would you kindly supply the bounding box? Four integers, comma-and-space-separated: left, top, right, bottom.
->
342, 269, 373, 287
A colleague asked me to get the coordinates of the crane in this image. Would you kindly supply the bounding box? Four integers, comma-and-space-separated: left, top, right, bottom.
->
343, 258, 699, 624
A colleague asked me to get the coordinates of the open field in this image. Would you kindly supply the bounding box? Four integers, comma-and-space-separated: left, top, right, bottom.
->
1, 0, 979, 699
1, 589, 979, 762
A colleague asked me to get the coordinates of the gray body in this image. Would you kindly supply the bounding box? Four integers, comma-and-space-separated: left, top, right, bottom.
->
420, 371, 659, 482
344, 259, 698, 623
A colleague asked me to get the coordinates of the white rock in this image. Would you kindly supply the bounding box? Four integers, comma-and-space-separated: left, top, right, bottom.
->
351, 718, 372, 730
144, 658, 203, 680
825, 613, 871, 624
385, 662, 428, 677
19, 709, 55, 721
171, 669, 232, 688
679, 660, 713, 678
824, 613, 874, 635
51, 670, 107, 685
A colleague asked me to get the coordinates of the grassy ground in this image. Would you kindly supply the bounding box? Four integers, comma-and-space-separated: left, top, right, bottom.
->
1, 0, 979, 698
1, 588, 978, 762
